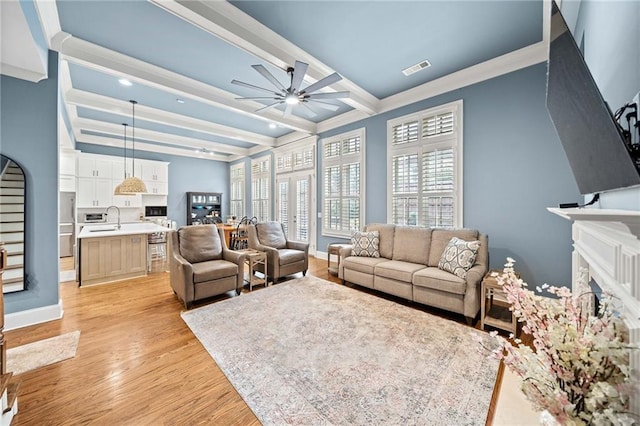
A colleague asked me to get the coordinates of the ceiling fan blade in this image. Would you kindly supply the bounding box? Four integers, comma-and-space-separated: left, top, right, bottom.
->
252, 64, 286, 92
283, 104, 293, 117
255, 101, 283, 113
308, 99, 340, 112
290, 60, 308, 92
299, 102, 318, 118
235, 96, 282, 101
306, 91, 350, 100
231, 79, 281, 96
300, 72, 342, 95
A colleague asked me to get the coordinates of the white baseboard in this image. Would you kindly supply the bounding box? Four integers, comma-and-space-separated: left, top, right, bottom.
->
5, 300, 64, 331
316, 251, 328, 261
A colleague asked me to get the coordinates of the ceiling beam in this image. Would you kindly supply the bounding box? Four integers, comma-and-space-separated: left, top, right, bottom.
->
51, 32, 317, 134
75, 117, 250, 156
77, 134, 232, 162
150, 0, 379, 116
65, 88, 275, 147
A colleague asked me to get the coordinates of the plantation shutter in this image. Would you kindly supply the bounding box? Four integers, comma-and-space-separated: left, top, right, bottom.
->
230, 164, 244, 218
391, 121, 419, 146
422, 148, 455, 227
251, 157, 271, 222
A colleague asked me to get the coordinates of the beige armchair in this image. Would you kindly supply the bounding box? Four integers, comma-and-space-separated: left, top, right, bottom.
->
247, 222, 309, 283
169, 225, 245, 309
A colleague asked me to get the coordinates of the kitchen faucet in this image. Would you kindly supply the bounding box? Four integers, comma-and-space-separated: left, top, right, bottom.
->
105, 205, 121, 230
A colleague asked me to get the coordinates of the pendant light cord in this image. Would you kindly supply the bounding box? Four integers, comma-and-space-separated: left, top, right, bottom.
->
130, 100, 138, 177
122, 123, 128, 179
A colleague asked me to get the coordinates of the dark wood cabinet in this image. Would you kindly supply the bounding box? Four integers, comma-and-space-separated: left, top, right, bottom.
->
187, 192, 222, 225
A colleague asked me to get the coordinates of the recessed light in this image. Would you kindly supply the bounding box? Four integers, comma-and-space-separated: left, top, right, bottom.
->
176, 99, 185, 104
268, 123, 277, 129
119, 78, 133, 86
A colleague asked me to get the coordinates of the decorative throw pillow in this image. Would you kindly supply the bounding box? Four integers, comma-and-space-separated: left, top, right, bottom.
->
438, 237, 481, 279
351, 231, 380, 258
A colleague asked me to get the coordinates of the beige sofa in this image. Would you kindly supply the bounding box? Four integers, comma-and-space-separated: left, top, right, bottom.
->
339, 224, 488, 324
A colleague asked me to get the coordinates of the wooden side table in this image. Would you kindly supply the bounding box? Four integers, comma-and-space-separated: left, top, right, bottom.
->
481, 269, 518, 336
327, 243, 350, 276
240, 249, 267, 291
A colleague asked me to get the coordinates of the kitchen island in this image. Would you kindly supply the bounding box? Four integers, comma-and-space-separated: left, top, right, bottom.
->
77, 223, 169, 286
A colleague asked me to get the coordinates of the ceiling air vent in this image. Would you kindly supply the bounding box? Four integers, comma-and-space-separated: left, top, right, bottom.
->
402, 60, 431, 76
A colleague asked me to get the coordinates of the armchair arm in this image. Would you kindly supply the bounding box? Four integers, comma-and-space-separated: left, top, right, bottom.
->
223, 249, 245, 266
170, 248, 195, 306
287, 240, 309, 253
338, 245, 353, 279
465, 263, 487, 291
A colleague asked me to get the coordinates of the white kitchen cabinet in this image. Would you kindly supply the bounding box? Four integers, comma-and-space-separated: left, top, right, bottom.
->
144, 180, 168, 195
78, 156, 113, 179
112, 159, 142, 182
112, 193, 142, 208
77, 178, 113, 208
60, 175, 76, 192
141, 161, 168, 182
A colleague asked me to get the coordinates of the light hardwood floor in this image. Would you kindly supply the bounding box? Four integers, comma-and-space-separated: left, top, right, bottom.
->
7, 256, 502, 425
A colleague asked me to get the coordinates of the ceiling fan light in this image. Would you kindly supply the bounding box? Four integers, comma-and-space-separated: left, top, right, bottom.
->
285, 94, 299, 105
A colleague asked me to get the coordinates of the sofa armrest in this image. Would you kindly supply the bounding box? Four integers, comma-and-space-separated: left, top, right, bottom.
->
170, 250, 195, 304
465, 263, 487, 290
287, 240, 309, 253
338, 245, 353, 279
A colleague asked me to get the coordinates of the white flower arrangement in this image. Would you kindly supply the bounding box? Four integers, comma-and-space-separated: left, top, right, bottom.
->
481, 258, 637, 425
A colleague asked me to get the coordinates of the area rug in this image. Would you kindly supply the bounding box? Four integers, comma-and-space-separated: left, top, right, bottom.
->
7, 330, 80, 375
181, 276, 499, 425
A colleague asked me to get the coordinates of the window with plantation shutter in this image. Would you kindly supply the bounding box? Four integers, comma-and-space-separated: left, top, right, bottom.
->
387, 100, 463, 228
251, 156, 271, 222
322, 128, 365, 237
230, 163, 245, 218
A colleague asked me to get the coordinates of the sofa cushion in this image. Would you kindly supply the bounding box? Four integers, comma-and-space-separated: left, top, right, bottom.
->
374, 260, 425, 283
428, 229, 479, 267
364, 224, 395, 259
438, 237, 481, 279
392, 226, 431, 265
256, 222, 287, 249
351, 231, 380, 257
179, 225, 222, 264
278, 248, 306, 265
413, 267, 467, 295
342, 256, 388, 275
191, 259, 238, 284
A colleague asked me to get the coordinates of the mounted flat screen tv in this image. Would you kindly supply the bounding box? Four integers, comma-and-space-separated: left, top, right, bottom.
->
546, 2, 640, 194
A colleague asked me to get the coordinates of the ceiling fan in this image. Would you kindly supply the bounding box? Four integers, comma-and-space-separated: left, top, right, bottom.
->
231, 60, 349, 118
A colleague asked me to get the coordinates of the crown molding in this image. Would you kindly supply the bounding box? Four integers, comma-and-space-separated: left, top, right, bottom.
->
316, 109, 371, 134
65, 88, 275, 147
53, 32, 317, 134
0, 62, 47, 83
151, 0, 379, 115
74, 117, 249, 156
77, 134, 231, 162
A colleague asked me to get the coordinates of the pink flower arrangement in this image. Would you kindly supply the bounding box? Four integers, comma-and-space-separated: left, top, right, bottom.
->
484, 258, 636, 425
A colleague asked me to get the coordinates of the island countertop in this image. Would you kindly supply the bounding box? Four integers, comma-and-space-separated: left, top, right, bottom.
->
78, 222, 169, 239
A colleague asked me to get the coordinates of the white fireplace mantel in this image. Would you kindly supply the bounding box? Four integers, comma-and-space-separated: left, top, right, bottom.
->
548, 206, 640, 417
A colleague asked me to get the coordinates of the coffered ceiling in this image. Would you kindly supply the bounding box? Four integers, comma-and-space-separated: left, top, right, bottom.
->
11, 0, 547, 161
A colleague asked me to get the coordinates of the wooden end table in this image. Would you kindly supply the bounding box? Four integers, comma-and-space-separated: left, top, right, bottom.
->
240, 249, 267, 291
327, 243, 350, 276
481, 269, 518, 336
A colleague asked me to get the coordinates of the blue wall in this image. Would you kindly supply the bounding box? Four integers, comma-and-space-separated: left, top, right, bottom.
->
1, 51, 59, 314
316, 63, 580, 287
571, 1, 640, 209
76, 143, 229, 227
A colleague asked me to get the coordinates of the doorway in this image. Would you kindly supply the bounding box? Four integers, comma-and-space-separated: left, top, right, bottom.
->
276, 171, 315, 255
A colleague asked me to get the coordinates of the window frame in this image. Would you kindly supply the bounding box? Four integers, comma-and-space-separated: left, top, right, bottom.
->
386, 100, 463, 228
229, 162, 245, 219
321, 127, 366, 238
250, 155, 271, 222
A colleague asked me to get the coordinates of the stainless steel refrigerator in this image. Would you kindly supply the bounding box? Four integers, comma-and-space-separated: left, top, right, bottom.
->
59, 192, 75, 258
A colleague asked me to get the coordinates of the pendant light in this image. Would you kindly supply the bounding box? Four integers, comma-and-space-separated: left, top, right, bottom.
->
114, 100, 147, 195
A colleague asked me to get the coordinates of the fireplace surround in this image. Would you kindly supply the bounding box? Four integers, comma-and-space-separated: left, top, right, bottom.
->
549, 207, 640, 418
